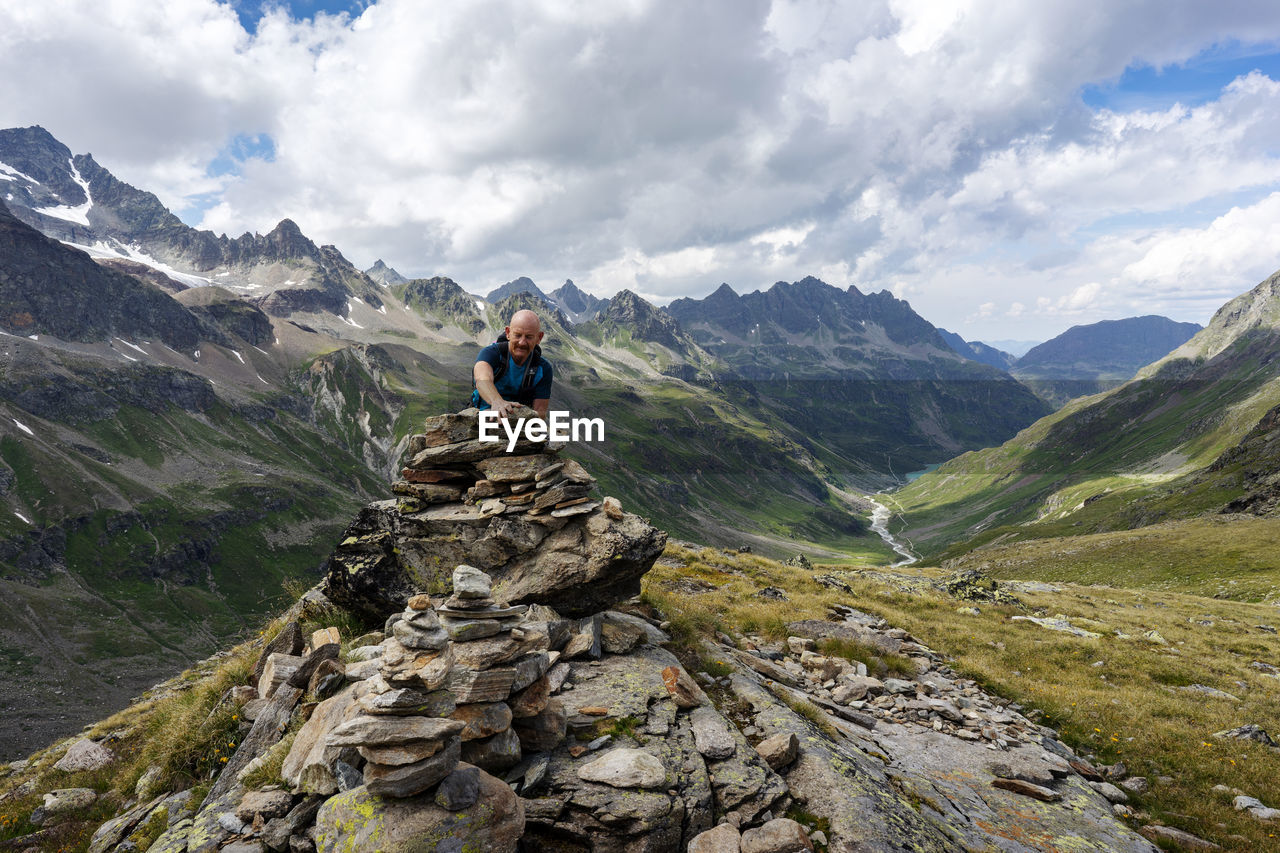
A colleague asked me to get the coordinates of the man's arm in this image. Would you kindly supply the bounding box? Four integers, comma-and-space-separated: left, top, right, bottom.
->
473, 360, 519, 419
532, 398, 550, 419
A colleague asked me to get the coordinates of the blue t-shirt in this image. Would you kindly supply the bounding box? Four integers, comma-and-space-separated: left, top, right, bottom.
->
472, 343, 554, 409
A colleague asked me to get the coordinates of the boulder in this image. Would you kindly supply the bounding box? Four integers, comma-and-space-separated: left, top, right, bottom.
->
461, 727, 523, 773
755, 732, 799, 770
53, 739, 114, 772
741, 818, 814, 853
321, 502, 665, 620
452, 702, 514, 741
689, 823, 743, 853
577, 748, 667, 789
662, 663, 709, 709
314, 766, 523, 852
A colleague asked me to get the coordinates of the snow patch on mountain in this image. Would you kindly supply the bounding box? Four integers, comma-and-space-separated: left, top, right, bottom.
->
65, 238, 212, 288
0, 160, 40, 185
34, 158, 92, 226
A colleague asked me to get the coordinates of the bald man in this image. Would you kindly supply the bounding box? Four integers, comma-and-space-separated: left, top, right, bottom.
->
472, 309, 554, 420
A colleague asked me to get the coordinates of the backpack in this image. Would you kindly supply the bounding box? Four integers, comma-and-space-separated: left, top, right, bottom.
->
472, 331, 543, 406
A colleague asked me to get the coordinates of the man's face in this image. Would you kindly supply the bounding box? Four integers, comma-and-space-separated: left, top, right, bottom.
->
506, 319, 543, 363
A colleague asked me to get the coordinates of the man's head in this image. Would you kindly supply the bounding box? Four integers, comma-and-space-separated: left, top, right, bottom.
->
505, 310, 544, 364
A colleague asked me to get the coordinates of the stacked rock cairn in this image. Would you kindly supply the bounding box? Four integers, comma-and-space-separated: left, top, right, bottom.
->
314, 564, 557, 800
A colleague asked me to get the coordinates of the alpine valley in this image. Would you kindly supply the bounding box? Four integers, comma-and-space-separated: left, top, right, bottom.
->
0, 125, 1047, 752
2, 125, 1280, 852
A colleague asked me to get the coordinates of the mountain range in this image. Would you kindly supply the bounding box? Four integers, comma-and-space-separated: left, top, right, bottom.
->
0, 125, 1061, 751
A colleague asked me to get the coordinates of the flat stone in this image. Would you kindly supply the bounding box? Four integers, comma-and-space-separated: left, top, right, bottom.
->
258, 653, 306, 699
311, 627, 341, 648
53, 739, 114, 772
551, 501, 600, 518
755, 732, 799, 770
441, 617, 512, 641
576, 748, 666, 789
437, 603, 528, 619
741, 818, 814, 853
882, 678, 917, 695
690, 707, 737, 760
393, 481, 465, 502
395, 646, 455, 691
453, 702, 514, 741
449, 666, 517, 703
1091, 781, 1129, 804
401, 467, 471, 483
419, 413, 481, 447
38, 787, 96, 820
402, 608, 441, 629
357, 739, 446, 767
365, 737, 462, 798
475, 454, 558, 482
535, 462, 564, 481
988, 761, 1056, 787
358, 687, 456, 717
327, 714, 466, 747
559, 459, 595, 484
254, 621, 304, 683
453, 630, 549, 671
467, 480, 510, 499
991, 778, 1061, 802
1139, 825, 1221, 850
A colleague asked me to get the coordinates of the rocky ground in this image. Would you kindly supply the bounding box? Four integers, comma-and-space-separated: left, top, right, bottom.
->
0, 409, 1228, 851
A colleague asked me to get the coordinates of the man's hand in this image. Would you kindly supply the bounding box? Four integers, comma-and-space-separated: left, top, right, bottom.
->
493, 399, 520, 419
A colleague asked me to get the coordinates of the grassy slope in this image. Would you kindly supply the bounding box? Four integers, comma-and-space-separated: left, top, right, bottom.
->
893, 332, 1280, 562
0, 385, 383, 755
643, 545, 1280, 853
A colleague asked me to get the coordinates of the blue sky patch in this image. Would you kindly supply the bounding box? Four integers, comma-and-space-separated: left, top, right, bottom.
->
1083, 40, 1280, 111
207, 132, 276, 179
227, 0, 370, 34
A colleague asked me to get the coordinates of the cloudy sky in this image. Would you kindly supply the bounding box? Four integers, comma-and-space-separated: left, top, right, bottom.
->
5, 0, 1280, 341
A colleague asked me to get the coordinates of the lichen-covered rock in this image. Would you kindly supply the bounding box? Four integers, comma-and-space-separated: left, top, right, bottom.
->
313, 768, 524, 853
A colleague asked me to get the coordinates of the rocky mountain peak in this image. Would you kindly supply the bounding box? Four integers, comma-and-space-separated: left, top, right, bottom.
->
365, 259, 408, 287
1148, 269, 1280, 370
547, 279, 607, 323
486, 276, 548, 305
